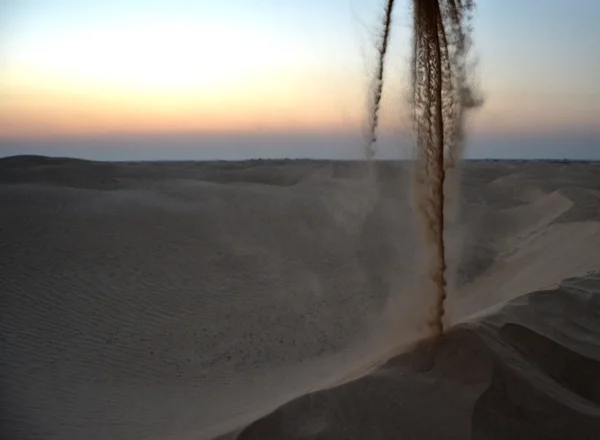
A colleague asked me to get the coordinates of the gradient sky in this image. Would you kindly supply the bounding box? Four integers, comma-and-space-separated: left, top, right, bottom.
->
0, 0, 599, 158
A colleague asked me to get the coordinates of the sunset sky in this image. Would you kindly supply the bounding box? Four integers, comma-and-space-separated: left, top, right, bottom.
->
1, 0, 599, 159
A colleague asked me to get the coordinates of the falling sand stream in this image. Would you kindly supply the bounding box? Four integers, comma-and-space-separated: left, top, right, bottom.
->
367, 0, 479, 337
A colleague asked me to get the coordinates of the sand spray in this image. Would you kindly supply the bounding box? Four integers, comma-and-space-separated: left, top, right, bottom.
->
364, 0, 396, 165
368, 0, 479, 338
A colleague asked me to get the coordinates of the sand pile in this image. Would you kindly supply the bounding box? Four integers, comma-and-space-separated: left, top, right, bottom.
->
1, 157, 600, 439
239, 276, 600, 440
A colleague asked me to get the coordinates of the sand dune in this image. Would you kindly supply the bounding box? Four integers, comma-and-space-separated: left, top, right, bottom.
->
1, 157, 599, 439
239, 276, 600, 440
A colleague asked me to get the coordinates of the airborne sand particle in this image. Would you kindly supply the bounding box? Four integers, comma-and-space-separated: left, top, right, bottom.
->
368, 0, 478, 337
365, 0, 396, 163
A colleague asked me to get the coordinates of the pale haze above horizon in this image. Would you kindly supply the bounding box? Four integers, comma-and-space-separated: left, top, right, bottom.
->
1, 0, 599, 160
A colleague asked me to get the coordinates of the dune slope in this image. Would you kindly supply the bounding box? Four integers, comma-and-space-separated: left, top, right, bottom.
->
1, 157, 599, 440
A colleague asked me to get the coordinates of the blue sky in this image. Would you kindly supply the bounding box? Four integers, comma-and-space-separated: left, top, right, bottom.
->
0, 0, 598, 159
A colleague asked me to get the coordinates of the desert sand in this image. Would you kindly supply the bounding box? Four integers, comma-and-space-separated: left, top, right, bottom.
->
1, 156, 600, 439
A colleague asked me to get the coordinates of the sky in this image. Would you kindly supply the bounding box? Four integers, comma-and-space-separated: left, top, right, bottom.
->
0, 0, 599, 160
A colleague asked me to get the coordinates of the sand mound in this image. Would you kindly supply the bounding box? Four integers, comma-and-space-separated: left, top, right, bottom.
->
1, 158, 600, 439
239, 275, 600, 440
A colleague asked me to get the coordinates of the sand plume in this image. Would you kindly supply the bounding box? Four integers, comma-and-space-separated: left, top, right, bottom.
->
365, 0, 396, 163
410, 0, 478, 336
369, 0, 478, 337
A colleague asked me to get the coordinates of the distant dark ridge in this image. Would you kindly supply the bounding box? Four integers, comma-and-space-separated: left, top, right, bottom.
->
0, 155, 94, 166
2, 155, 599, 170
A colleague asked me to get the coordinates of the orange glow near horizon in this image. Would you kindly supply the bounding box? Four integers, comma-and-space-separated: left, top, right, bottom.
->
2, 16, 598, 140
2, 64, 598, 140
2, 2, 599, 143
3, 56, 597, 140
0, 18, 369, 138
0, 65, 369, 138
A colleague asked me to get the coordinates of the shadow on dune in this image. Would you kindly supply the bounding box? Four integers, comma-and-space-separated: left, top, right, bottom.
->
238, 275, 600, 440
472, 324, 600, 440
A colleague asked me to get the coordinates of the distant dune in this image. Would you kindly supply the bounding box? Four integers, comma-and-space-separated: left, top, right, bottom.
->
1, 157, 600, 439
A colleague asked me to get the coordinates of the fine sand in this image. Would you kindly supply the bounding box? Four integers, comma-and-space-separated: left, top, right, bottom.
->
1, 156, 600, 439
